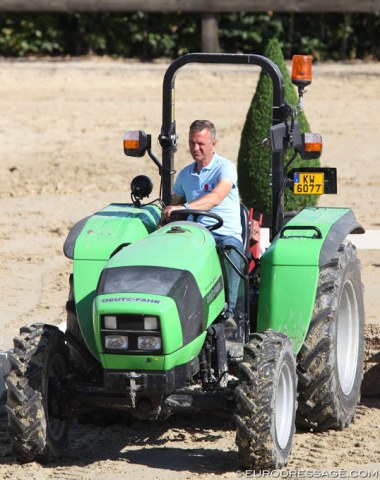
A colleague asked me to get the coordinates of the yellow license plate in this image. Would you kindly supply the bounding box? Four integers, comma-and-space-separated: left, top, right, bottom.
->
293, 172, 324, 195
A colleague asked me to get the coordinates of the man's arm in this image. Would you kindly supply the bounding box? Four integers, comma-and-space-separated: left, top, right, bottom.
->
185, 178, 232, 210
170, 192, 186, 206
162, 179, 232, 220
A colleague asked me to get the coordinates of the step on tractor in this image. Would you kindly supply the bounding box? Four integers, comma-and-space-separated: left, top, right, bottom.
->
6, 53, 365, 470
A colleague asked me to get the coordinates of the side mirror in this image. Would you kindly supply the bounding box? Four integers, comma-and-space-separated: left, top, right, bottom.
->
269, 120, 302, 153
123, 130, 151, 157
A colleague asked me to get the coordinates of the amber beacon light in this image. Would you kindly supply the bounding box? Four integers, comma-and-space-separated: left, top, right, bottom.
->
291, 55, 312, 87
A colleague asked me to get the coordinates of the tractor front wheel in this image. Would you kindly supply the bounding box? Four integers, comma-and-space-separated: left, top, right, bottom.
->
6, 324, 69, 463
296, 241, 365, 431
235, 330, 297, 470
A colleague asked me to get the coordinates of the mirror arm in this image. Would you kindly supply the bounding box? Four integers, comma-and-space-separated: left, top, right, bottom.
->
147, 148, 163, 175
147, 149, 176, 177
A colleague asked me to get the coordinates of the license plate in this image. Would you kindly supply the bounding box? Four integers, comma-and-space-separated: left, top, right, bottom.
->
293, 172, 324, 195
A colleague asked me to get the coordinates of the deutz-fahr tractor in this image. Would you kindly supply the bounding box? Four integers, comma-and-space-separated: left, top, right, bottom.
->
6, 53, 365, 470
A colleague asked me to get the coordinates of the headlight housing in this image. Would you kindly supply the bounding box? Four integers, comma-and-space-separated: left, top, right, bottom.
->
101, 314, 162, 354
144, 316, 159, 330
137, 336, 161, 351
104, 315, 117, 330
105, 335, 128, 349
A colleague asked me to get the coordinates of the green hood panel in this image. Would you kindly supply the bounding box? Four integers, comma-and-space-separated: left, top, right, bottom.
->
105, 222, 223, 299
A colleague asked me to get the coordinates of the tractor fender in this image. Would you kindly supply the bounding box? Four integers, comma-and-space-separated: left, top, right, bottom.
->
63, 215, 91, 259
317, 209, 364, 266
63, 203, 161, 260
257, 207, 364, 353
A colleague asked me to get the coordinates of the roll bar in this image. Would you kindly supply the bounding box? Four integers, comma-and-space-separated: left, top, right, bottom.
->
159, 53, 288, 238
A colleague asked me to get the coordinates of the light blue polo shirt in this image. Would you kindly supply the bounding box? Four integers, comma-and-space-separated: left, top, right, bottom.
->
173, 153, 242, 241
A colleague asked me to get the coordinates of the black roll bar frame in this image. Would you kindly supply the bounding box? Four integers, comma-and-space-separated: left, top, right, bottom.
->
159, 53, 288, 239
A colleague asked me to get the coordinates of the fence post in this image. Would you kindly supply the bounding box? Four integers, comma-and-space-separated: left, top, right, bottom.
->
201, 13, 220, 53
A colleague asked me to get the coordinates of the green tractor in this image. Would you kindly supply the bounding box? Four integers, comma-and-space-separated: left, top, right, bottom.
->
5, 53, 365, 470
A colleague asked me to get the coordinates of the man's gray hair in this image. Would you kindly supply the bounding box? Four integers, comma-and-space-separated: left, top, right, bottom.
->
189, 120, 216, 140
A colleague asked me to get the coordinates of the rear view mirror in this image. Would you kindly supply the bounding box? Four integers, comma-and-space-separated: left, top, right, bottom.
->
269, 120, 302, 152
123, 130, 151, 157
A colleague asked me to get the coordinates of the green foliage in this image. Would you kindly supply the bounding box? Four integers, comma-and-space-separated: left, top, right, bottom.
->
237, 38, 320, 213
218, 12, 284, 54
219, 12, 380, 60
0, 14, 63, 56
0, 12, 200, 58
0, 12, 379, 60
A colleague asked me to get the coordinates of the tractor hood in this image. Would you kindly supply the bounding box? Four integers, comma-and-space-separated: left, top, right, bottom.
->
98, 221, 223, 297
93, 222, 225, 371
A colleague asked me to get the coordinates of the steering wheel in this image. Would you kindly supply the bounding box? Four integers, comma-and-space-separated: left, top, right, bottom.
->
169, 209, 223, 232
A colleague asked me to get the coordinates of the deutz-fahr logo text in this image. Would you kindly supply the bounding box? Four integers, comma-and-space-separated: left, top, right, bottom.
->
102, 297, 161, 304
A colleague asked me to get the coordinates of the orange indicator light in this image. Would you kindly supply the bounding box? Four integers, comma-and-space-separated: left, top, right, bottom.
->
291, 55, 312, 86
123, 139, 139, 150
304, 133, 322, 153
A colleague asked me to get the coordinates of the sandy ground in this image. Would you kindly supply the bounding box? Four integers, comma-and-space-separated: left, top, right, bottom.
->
0, 58, 379, 478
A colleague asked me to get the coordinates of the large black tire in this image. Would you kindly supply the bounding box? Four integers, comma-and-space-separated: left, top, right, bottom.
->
235, 330, 297, 470
6, 324, 69, 463
296, 241, 365, 431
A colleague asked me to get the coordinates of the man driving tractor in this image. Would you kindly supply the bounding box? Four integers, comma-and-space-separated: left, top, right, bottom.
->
163, 119, 243, 332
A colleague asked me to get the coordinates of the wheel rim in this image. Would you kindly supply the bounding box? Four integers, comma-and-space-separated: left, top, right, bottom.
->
46, 353, 67, 441
275, 360, 295, 450
337, 279, 360, 395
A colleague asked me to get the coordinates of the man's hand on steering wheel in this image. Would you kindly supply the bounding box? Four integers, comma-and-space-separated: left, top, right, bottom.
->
162, 204, 186, 222
162, 207, 223, 232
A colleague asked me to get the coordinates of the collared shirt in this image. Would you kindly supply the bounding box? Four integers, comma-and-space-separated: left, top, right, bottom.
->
173, 153, 242, 240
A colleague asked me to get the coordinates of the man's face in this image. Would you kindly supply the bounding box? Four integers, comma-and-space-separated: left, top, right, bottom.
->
189, 128, 216, 165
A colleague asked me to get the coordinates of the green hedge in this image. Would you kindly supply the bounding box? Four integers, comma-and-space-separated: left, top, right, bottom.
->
237, 38, 320, 213
0, 12, 379, 59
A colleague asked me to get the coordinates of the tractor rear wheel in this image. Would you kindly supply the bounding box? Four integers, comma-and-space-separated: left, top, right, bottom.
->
296, 241, 365, 431
235, 330, 297, 470
6, 324, 69, 463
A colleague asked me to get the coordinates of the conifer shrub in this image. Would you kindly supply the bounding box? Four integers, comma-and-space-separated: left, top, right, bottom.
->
237, 38, 320, 214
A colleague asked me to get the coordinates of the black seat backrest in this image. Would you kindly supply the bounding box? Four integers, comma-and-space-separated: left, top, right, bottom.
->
240, 203, 250, 256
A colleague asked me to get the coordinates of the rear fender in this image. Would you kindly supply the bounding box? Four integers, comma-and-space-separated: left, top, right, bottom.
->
257, 207, 364, 353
